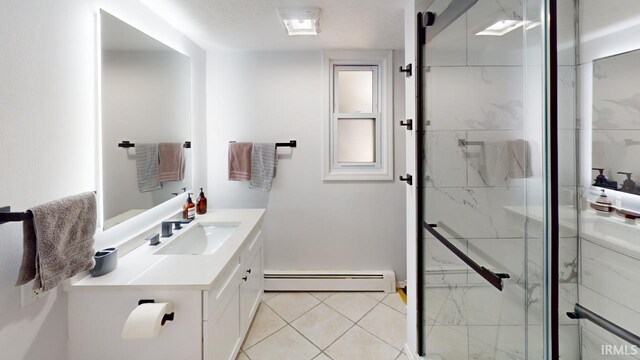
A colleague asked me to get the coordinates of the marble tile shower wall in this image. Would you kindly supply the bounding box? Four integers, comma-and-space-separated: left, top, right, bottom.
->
421, 2, 579, 358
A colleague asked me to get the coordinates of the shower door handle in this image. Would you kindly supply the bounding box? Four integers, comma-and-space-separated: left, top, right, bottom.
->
423, 221, 510, 291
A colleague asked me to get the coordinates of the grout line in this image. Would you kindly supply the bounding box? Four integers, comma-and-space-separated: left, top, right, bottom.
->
355, 303, 407, 352
242, 300, 289, 352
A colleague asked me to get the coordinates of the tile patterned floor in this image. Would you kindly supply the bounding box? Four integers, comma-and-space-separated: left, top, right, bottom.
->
238, 291, 408, 360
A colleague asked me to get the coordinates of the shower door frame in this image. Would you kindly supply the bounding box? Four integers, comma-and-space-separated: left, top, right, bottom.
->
413, 0, 560, 357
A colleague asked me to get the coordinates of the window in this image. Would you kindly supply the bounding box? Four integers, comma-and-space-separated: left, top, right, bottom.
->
323, 51, 393, 181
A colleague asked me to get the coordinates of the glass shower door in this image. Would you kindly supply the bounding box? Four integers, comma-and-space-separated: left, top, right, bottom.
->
417, 0, 551, 358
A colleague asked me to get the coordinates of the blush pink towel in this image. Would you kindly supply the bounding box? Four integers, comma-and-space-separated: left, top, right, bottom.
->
228, 142, 253, 181
158, 143, 185, 182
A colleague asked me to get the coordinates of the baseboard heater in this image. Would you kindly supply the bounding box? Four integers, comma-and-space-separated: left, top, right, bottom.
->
264, 271, 396, 293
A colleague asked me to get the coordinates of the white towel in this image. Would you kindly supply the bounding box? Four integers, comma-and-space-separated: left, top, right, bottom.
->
249, 143, 278, 192
135, 144, 161, 192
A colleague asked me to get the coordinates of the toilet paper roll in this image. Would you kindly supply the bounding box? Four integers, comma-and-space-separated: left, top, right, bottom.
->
122, 302, 173, 339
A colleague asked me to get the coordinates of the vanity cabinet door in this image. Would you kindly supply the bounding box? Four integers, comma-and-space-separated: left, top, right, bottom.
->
204, 276, 242, 360
240, 243, 263, 334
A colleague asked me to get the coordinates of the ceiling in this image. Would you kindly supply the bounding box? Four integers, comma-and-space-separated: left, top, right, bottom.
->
141, 0, 406, 51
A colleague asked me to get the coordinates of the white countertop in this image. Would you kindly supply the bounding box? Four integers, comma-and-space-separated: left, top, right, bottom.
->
70, 209, 265, 290
504, 205, 640, 260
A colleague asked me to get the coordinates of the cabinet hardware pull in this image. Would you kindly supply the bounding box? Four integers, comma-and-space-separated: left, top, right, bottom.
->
242, 276, 248, 281
246, 269, 252, 274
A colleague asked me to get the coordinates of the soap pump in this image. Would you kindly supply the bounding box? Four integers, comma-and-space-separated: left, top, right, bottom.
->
183, 193, 196, 220
590, 189, 614, 215
617, 172, 637, 194
196, 187, 207, 215
592, 168, 618, 190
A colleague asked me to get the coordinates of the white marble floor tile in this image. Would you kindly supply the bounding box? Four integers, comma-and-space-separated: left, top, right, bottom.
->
261, 292, 280, 301
291, 303, 354, 350
324, 292, 379, 322
265, 292, 320, 322
325, 326, 400, 360
308, 292, 335, 301
358, 303, 407, 350
312, 354, 332, 360
245, 325, 320, 360
242, 304, 287, 349
363, 292, 388, 301
382, 293, 407, 315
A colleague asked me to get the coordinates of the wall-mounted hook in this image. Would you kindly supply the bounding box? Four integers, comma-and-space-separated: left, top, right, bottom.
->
400, 119, 413, 130
399, 174, 413, 185
399, 64, 413, 77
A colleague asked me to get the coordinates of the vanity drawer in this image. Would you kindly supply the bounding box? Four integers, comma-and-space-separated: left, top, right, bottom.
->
204, 257, 242, 320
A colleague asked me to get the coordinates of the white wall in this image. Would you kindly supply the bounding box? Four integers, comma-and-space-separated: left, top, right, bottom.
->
0, 1, 205, 359
207, 50, 407, 281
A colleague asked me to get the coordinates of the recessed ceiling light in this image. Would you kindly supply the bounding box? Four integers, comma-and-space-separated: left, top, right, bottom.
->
278, 8, 320, 36
476, 19, 521, 36
475, 19, 541, 36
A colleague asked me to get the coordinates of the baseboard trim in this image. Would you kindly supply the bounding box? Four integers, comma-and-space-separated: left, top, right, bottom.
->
264, 270, 396, 293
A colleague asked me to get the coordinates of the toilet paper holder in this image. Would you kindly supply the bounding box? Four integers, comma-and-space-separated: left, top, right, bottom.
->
139, 299, 175, 325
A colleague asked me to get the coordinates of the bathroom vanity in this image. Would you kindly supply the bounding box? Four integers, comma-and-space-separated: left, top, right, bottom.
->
67, 209, 265, 360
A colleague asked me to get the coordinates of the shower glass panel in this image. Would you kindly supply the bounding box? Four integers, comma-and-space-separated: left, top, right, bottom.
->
419, 0, 554, 358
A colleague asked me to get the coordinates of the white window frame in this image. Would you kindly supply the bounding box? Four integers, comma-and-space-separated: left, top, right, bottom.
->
323, 50, 394, 181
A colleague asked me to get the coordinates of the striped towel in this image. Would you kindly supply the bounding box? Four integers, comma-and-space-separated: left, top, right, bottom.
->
135, 143, 161, 192
249, 143, 278, 192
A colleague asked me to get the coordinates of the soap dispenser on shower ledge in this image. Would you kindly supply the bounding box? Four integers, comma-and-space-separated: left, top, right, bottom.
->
591, 189, 614, 216
592, 168, 618, 190
617, 172, 638, 194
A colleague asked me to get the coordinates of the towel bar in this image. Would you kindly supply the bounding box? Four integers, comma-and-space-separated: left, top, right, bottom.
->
229, 140, 297, 148
458, 139, 484, 146
0, 191, 97, 225
118, 141, 191, 148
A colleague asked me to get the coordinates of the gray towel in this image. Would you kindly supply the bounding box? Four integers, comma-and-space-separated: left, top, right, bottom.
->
506, 139, 532, 178
249, 143, 278, 192
16, 192, 97, 293
135, 143, 161, 192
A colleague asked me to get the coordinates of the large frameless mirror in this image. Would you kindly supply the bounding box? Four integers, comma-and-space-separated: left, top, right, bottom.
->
100, 10, 192, 230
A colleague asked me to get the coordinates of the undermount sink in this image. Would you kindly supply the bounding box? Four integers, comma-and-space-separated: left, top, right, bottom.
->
154, 223, 241, 255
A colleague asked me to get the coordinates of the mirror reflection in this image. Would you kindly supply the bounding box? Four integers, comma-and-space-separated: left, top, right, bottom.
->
592, 49, 640, 195
100, 10, 192, 230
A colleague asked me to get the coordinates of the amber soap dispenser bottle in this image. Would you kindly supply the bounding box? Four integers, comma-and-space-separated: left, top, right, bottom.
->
183, 193, 196, 220
197, 187, 207, 215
